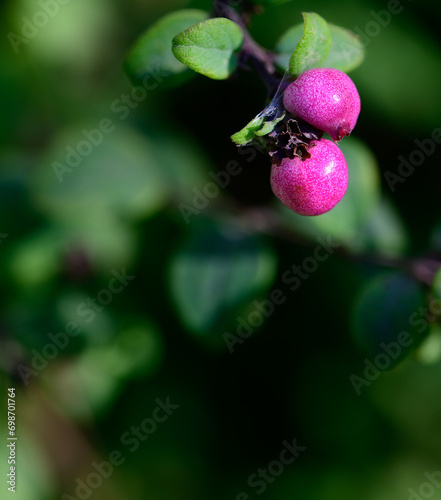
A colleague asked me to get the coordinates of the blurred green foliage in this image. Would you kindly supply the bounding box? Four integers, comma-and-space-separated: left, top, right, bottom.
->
0, 0, 441, 499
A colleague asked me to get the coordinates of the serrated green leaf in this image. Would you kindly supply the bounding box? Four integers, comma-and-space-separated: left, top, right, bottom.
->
169, 219, 277, 338
172, 18, 243, 80
124, 9, 209, 88
276, 22, 364, 73
325, 24, 365, 73
352, 273, 427, 367
231, 115, 265, 145
289, 12, 331, 75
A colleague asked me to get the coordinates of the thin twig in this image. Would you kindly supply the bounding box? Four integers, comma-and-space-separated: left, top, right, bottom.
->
213, 0, 284, 96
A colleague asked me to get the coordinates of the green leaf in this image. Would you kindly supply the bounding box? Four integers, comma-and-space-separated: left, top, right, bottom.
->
339, 138, 381, 224
169, 219, 277, 340
231, 95, 285, 145
289, 12, 331, 76
362, 198, 408, 257
254, 112, 285, 136
7, 228, 60, 288
55, 212, 138, 271
231, 115, 265, 146
33, 124, 169, 221
416, 324, 441, 365
369, 356, 441, 454
352, 273, 427, 367
14, 0, 117, 71
274, 23, 303, 71
47, 318, 162, 420
231, 111, 285, 145
55, 291, 117, 344
172, 18, 243, 80
124, 9, 209, 87
276, 21, 364, 73
325, 24, 365, 73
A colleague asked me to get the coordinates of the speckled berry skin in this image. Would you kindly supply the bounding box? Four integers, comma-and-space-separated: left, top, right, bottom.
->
270, 139, 348, 216
283, 68, 360, 142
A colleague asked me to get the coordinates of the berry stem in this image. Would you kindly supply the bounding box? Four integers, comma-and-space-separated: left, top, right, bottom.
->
211, 201, 440, 286
212, 0, 283, 96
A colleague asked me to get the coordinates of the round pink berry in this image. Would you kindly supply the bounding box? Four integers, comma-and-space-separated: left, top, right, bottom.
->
283, 68, 360, 142
270, 139, 348, 216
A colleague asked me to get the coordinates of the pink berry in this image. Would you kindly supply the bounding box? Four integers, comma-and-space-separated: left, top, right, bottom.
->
270, 139, 348, 216
283, 68, 360, 142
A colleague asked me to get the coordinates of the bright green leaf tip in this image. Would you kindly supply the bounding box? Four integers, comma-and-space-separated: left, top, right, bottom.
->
231, 112, 286, 145
324, 23, 365, 73
289, 12, 332, 76
231, 116, 265, 146
254, 113, 285, 136
276, 14, 365, 74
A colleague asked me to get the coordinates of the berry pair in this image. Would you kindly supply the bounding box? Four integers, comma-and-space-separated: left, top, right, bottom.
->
271, 68, 360, 216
